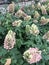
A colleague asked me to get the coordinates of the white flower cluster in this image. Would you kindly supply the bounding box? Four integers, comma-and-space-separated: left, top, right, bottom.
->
4, 30, 16, 50
15, 9, 31, 21
15, 10, 27, 18
12, 20, 22, 27
30, 24, 39, 36
26, 24, 39, 36
24, 15, 31, 21
40, 16, 49, 25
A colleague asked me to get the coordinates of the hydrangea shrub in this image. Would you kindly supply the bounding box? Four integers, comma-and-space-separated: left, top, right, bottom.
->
0, 0, 49, 65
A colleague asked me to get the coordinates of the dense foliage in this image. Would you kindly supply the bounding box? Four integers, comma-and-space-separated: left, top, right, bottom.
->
0, 1, 49, 65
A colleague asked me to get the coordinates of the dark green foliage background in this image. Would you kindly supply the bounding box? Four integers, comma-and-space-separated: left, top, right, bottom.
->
0, 1, 49, 65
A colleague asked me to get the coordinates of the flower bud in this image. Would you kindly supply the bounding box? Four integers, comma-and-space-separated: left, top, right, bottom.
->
37, 2, 41, 9
26, 25, 31, 34
34, 11, 40, 19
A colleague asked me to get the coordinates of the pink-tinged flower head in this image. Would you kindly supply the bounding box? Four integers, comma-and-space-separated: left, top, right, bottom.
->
4, 30, 16, 50
23, 48, 42, 64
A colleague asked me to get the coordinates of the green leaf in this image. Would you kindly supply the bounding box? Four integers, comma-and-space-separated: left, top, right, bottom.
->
0, 47, 7, 56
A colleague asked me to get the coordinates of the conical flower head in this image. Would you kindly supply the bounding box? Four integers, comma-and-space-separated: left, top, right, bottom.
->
4, 30, 16, 50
